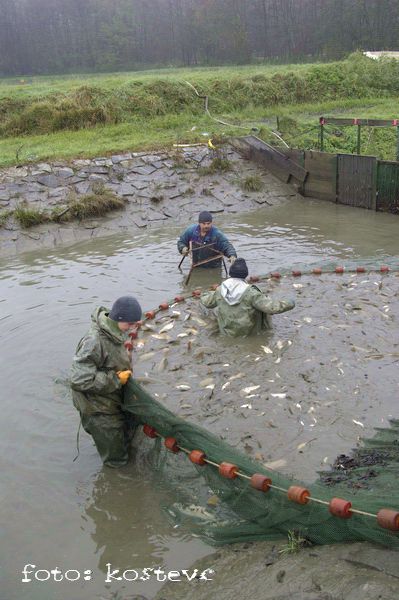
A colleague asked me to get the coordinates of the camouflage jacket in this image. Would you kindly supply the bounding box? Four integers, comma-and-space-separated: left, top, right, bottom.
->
200, 278, 295, 337
70, 307, 131, 415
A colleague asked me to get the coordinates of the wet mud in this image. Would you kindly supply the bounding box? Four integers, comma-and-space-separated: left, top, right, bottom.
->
154, 540, 399, 600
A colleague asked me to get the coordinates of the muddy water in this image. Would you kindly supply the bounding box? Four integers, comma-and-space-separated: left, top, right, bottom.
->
1, 197, 398, 600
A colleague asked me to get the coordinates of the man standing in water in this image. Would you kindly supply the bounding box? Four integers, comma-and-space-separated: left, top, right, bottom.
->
200, 258, 295, 336
70, 296, 142, 467
177, 211, 237, 269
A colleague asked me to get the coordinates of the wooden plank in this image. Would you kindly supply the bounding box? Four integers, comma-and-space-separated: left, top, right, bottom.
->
337, 154, 377, 209
302, 151, 337, 201
321, 117, 398, 127
240, 136, 308, 183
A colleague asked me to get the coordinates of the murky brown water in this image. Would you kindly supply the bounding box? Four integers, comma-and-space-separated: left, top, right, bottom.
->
1, 197, 398, 600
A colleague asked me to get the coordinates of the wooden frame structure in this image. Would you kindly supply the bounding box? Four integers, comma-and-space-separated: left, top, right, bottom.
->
319, 116, 399, 159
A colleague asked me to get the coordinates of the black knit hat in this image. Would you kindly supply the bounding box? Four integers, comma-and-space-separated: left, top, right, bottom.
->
198, 211, 213, 223
109, 296, 142, 322
229, 258, 248, 279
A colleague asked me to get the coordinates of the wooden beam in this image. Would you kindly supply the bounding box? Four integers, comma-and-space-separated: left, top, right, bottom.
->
320, 117, 399, 127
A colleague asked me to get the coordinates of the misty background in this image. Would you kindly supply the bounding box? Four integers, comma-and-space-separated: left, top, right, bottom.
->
1, 0, 398, 76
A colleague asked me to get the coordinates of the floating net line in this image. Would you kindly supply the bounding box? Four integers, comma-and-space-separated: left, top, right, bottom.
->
142, 257, 399, 321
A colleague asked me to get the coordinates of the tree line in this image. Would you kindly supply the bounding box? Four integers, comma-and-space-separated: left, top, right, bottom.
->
1, 0, 398, 76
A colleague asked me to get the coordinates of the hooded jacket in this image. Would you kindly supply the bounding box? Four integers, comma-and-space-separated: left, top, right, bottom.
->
70, 307, 131, 416
201, 279, 295, 337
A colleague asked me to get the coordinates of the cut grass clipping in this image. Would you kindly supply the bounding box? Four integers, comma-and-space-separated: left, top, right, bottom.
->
13, 183, 126, 228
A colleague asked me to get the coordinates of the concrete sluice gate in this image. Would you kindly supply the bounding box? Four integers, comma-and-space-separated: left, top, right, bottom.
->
125, 258, 399, 547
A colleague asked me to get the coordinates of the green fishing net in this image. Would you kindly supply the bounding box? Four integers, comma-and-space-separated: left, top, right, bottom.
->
121, 256, 399, 548
123, 380, 399, 548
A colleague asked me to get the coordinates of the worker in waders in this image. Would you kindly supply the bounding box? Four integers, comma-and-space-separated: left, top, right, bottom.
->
177, 211, 237, 269
200, 258, 295, 337
70, 296, 142, 467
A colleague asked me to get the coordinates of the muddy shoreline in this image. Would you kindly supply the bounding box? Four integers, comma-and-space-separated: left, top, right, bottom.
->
154, 540, 399, 600
0, 144, 296, 258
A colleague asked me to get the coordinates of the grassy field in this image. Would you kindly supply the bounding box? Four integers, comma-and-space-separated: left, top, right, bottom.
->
0, 62, 325, 99
1, 55, 399, 167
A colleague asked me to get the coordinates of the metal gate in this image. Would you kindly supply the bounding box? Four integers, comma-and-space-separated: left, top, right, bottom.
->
377, 161, 399, 212
337, 154, 377, 209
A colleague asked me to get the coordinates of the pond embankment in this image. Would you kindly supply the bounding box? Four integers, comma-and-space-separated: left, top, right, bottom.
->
0, 145, 296, 257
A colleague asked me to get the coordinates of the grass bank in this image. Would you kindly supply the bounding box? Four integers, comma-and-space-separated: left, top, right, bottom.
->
1, 54, 399, 167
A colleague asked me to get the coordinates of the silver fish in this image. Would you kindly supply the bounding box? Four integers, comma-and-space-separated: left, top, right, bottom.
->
159, 322, 175, 334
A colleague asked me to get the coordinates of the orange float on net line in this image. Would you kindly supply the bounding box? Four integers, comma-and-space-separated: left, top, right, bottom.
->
248, 275, 260, 283
124, 341, 133, 351
313, 267, 322, 275
142, 424, 158, 438
271, 272, 281, 279
128, 331, 138, 339
145, 310, 156, 320
219, 462, 238, 479
210, 283, 219, 290
250, 473, 272, 492
287, 485, 310, 505
189, 450, 207, 466
376, 509, 399, 531
356, 266, 366, 273
192, 289, 201, 297
380, 265, 390, 273
292, 270, 302, 277
159, 302, 169, 310
164, 437, 180, 453
174, 295, 185, 303
329, 497, 352, 519
335, 266, 344, 274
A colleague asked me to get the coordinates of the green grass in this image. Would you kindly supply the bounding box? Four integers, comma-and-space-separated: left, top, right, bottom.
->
0, 209, 13, 227
1, 54, 399, 166
199, 157, 233, 175
279, 530, 308, 555
0, 62, 327, 99
6, 184, 126, 228
65, 184, 126, 220
14, 203, 50, 228
0, 114, 218, 167
240, 175, 264, 191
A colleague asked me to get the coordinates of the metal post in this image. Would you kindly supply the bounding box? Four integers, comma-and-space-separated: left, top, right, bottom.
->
396, 126, 399, 162
357, 124, 361, 155
320, 123, 324, 152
